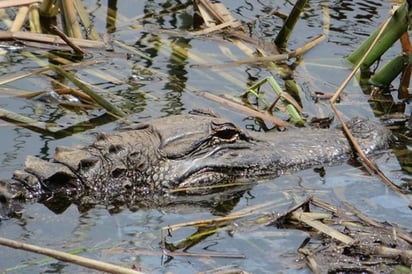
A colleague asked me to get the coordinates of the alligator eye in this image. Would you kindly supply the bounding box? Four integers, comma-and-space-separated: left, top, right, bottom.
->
211, 121, 240, 141
214, 128, 239, 140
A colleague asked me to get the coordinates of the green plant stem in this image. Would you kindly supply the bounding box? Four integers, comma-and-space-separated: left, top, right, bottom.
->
370, 54, 411, 86
347, 2, 411, 69
274, 0, 309, 49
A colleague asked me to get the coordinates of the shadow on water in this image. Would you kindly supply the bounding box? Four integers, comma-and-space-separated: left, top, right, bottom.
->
0, 0, 411, 273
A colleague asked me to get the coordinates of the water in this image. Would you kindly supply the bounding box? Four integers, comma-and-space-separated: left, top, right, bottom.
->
0, 1, 410, 273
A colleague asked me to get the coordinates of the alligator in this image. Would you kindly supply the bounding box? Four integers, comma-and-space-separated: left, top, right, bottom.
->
0, 112, 391, 216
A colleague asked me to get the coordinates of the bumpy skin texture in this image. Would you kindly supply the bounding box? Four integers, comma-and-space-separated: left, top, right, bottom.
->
1, 114, 391, 213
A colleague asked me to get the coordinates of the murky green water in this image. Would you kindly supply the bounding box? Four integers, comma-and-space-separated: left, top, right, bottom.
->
0, 1, 410, 273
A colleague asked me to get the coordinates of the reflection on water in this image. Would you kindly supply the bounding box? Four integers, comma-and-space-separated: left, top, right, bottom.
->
328, 0, 384, 46
0, 0, 410, 273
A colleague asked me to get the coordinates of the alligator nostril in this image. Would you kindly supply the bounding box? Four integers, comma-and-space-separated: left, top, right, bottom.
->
95, 133, 109, 141
111, 168, 126, 178
109, 144, 123, 154
79, 157, 98, 170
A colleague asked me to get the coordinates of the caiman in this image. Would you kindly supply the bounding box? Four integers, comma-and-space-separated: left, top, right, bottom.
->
0, 112, 391, 216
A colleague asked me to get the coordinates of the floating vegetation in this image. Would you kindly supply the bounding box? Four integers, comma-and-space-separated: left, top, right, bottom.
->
243, 76, 305, 126
162, 195, 412, 273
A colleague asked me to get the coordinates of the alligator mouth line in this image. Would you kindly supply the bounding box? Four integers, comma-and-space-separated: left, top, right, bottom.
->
170, 157, 274, 195
168, 168, 256, 194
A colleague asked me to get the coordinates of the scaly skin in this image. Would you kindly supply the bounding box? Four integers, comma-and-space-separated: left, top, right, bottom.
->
0, 113, 391, 214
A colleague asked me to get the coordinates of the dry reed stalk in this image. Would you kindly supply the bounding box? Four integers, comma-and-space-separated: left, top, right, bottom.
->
28, 3, 41, 33
194, 90, 290, 127
10, 6, 29, 31
0, 30, 105, 48
196, 35, 324, 68
0, 237, 143, 274
291, 212, 354, 245
73, 0, 100, 40
61, 0, 82, 38
51, 65, 126, 117
0, 0, 41, 9
49, 25, 85, 55
39, 0, 58, 17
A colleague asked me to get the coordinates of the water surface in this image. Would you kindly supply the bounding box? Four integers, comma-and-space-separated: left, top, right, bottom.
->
0, 1, 410, 273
